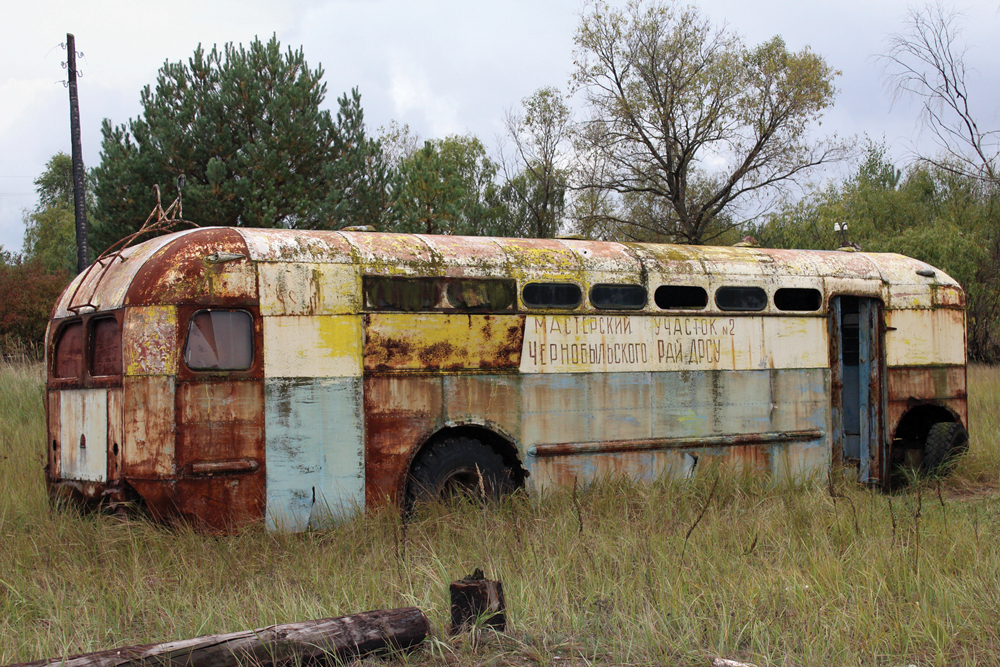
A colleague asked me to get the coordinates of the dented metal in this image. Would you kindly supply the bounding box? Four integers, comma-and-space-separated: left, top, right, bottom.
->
45, 228, 968, 531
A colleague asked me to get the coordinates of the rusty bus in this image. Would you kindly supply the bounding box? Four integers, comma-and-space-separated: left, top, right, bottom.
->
45, 228, 968, 531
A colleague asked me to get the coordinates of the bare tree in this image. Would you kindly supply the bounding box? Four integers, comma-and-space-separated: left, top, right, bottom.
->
880, 4, 999, 183
572, 0, 848, 245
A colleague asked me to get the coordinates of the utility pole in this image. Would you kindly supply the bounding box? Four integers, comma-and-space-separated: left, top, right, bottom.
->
66, 33, 89, 273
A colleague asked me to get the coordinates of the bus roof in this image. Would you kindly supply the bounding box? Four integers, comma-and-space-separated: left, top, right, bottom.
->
52, 227, 963, 318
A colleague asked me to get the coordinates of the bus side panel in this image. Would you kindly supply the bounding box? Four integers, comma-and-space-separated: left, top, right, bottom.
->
523, 368, 830, 491
261, 313, 365, 528
364, 376, 443, 507
264, 377, 364, 530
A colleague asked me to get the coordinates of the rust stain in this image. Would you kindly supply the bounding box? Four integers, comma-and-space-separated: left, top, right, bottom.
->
363, 376, 443, 507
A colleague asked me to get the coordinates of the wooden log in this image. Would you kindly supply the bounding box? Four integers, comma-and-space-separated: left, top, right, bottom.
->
9, 607, 429, 667
450, 569, 506, 634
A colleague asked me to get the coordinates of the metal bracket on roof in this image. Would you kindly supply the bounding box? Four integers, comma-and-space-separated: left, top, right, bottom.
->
65, 183, 197, 314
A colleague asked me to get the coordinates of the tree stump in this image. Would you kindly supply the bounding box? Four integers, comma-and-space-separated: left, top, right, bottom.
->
450, 568, 506, 634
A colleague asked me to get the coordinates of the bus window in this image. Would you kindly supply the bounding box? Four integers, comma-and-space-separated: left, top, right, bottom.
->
446, 279, 517, 311
654, 285, 708, 310
522, 282, 583, 309
90, 317, 122, 376
53, 321, 84, 378
364, 277, 437, 311
590, 284, 647, 310
774, 288, 822, 312
184, 310, 254, 370
715, 286, 767, 311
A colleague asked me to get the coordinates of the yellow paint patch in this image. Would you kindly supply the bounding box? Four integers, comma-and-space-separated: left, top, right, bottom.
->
263, 315, 363, 378
124, 305, 178, 376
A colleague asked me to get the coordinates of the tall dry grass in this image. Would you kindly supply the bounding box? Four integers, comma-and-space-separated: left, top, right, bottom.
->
0, 363, 998, 666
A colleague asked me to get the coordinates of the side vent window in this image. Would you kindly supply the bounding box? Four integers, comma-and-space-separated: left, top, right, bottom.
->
364, 277, 437, 311
184, 310, 254, 370
774, 288, 822, 312
590, 284, 647, 310
446, 279, 517, 311
654, 286, 708, 310
90, 317, 122, 376
53, 321, 84, 379
522, 282, 583, 309
715, 286, 768, 312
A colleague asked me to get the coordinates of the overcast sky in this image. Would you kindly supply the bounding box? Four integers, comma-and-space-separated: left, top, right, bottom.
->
2, 0, 998, 254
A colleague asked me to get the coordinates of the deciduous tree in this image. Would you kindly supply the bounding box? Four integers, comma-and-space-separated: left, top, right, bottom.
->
572, 0, 846, 244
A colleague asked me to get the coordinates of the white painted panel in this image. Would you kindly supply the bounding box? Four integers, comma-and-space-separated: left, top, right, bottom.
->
885, 309, 965, 366
258, 262, 361, 316
60, 389, 108, 482
520, 314, 828, 374
263, 315, 363, 378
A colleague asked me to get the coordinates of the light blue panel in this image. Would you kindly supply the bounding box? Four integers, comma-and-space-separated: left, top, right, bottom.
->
520, 373, 654, 447
264, 377, 364, 531
651, 370, 772, 437
770, 368, 830, 433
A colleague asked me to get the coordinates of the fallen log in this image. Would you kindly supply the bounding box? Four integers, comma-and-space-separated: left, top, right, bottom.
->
10, 607, 429, 667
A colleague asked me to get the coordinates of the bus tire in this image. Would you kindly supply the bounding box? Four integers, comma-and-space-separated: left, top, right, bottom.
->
923, 422, 968, 473
407, 437, 515, 506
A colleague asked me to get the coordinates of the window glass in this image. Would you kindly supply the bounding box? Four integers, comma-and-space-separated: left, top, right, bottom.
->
364, 277, 437, 311
774, 288, 822, 312
446, 279, 516, 311
53, 321, 84, 379
715, 286, 768, 311
654, 285, 708, 310
91, 317, 122, 376
184, 310, 253, 370
590, 284, 647, 310
521, 282, 583, 309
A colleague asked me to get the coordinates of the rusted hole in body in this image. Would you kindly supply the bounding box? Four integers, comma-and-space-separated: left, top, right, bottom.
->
112, 442, 119, 456
79, 434, 86, 449
52, 440, 58, 452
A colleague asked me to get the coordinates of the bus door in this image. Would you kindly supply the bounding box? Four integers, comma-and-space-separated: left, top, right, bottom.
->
829, 296, 886, 484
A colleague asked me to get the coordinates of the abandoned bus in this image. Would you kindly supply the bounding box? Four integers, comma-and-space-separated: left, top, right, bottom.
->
45, 228, 968, 531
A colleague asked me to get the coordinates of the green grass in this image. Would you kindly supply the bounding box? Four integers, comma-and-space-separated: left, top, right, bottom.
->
1, 364, 999, 666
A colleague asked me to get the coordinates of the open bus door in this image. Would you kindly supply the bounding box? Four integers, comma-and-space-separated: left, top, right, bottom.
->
830, 296, 887, 485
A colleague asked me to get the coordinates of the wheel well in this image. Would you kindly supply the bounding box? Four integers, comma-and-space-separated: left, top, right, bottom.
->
414, 425, 527, 490
893, 404, 959, 447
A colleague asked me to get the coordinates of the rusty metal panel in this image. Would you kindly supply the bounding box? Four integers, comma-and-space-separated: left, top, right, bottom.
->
258, 262, 361, 316
239, 228, 355, 264
934, 284, 965, 308
364, 376, 443, 507
887, 365, 966, 401
59, 389, 108, 482
771, 439, 830, 480
769, 368, 830, 434
497, 238, 584, 284
443, 375, 522, 442
263, 315, 363, 378
107, 387, 124, 481
343, 233, 438, 276
125, 228, 257, 307
409, 235, 512, 278
885, 309, 966, 366
46, 390, 61, 480
264, 377, 364, 530
364, 314, 524, 372
123, 305, 178, 376
175, 380, 263, 467
52, 231, 193, 318
122, 375, 176, 478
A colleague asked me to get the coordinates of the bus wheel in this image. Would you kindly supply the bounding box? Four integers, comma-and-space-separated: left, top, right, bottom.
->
923, 422, 968, 474
406, 437, 515, 506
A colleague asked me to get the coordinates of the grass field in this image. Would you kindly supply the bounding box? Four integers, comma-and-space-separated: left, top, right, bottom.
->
1, 363, 999, 666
